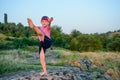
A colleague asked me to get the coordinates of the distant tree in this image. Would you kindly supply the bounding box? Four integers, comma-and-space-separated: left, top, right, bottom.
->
51, 25, 62, 45
70, 29, 81, 38
0, 22, 4, 32
17, 23, 24, 28
70, 38, 78, 51
24, 27, 30, 37
99, 33, 108, 51
77, 34, 102, 51
1, 16, 120, 52
8, 23, 17, 36
107, 34, 120, 51
4, 13, 8, 24
117, 29, 120, 32
62, 34, 71, 49
16, 23, 25, 37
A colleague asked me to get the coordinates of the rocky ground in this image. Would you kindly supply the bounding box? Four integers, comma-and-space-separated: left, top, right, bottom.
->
0, 50, 112, 80
0, 66, 111, 80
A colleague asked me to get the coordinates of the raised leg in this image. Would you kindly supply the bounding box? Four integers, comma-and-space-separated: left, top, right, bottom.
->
27, 18, 44, 40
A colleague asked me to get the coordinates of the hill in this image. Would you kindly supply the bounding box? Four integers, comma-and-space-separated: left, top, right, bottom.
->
0, 22, 120, 52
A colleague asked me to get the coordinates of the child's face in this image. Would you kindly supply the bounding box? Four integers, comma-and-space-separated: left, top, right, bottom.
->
41, 20, 49, 27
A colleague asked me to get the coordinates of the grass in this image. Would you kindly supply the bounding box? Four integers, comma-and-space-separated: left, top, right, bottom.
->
0, 49, 79, 74
0, 48, 120, 80
0, 49, 41, 74
79, 52, 120, 69
78, 52, 120, 80
45, 49, 120, 79
45, 49, 80, 66
47, 62, 67, 66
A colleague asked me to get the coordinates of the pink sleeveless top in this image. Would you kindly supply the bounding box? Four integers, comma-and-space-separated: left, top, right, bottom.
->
38, 26, 50, 40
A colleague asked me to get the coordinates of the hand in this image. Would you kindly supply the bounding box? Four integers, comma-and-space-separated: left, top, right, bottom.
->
48, 17, 53, 29
27, 18, 34, 28
48, 17, 53, 23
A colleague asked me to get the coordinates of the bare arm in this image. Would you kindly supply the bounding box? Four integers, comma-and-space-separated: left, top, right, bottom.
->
48, 17, 53, 29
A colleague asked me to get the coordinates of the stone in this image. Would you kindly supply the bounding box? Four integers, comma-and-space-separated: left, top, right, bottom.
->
10, 71, 75, 80
69, 58, 92, 71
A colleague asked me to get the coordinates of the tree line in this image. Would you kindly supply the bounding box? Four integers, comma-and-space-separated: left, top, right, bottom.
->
0, 22, 120, 52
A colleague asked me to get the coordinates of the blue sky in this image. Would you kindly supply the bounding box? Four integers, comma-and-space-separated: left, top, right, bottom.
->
0, 0, 120, 34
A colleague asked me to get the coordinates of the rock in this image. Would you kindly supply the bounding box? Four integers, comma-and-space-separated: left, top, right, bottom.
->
105, 68, 114, 76
11, 71, 75, 80
0, 58, 112, 80
104, 74, 111, 80
0, 66, 111, 80
69, 58, 92, 71
92, 62, 104, 68
105, 68, 120, 80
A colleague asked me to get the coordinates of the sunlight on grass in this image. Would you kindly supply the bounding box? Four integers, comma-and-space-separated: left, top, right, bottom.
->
79, 52, 120, 80
0, 49, 40, 74
0, 49, 120, 79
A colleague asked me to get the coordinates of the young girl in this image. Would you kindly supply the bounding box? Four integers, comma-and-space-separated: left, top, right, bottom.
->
27, 16, 53, 76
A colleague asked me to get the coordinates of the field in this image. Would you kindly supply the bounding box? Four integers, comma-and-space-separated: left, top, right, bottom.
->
0, 48, 120, 80
0, 31, 120, 79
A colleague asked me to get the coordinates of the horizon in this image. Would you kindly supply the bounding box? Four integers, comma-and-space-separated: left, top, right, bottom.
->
0, 0, 120, 34
0, 14, 119, 34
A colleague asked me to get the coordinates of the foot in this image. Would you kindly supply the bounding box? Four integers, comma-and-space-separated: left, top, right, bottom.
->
40, 71, 47, 76
27, 18, 34, 28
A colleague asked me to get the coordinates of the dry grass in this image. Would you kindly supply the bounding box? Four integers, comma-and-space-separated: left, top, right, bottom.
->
0, 49, 120, 79
0, 49, 39, 74
79, 52, 120, 80
0, 33, 6, 38
79, 52, 120, 65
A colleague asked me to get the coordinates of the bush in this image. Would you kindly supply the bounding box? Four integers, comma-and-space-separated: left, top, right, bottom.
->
107, 35, 120, 51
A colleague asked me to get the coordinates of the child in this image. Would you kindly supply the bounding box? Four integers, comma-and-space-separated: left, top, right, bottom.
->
27, 16, 53, 76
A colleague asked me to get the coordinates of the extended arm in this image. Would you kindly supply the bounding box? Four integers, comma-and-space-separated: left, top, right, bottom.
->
48, 17, 53, 29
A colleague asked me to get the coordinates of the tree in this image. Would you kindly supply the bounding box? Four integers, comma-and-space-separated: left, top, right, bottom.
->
99, 33, 108, 51
107, 34, 120, 51
17, 23, 24, 28
4, 13, 8, 24
70, 29, 81, 38
0, 22, 4, 32
51, 25, 63, 46
77, 34, 102, 51
70, 38, 78, 51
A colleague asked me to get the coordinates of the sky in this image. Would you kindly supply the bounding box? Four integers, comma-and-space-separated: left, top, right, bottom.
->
0, 0, 120, 34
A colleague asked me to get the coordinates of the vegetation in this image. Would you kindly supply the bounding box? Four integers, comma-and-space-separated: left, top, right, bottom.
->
0, 14, 120, 80
0, 49, 120, 80
79, 52, 120, 80
0, 50, 41, 74
0, 21, 120, 52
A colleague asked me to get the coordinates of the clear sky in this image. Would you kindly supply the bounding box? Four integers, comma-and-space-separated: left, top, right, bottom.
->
0, 0, 120, 34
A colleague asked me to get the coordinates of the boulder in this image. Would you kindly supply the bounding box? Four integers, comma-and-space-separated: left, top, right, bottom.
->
69, 58, 92, 71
